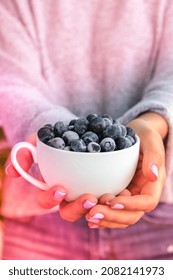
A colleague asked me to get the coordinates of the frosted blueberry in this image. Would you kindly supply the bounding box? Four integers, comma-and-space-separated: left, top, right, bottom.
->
126, 135, 136, 145
89, 116, 106, 134
86, 113, 98, 122
71, 139, 87, 152
100, 137, 116, 152
102, 114, 113, 123
37, 127, 54, 143
120, 125, 127, 137
81, 131, 99, 145
87, 142, 101, 153
116, 136, 132, 150
74, 118, 89, 136
62, 131, 79, 145
54, 121, 68, 137
126, 127, 135, 138
102, 124, 122, 139
47, 137, 65, 149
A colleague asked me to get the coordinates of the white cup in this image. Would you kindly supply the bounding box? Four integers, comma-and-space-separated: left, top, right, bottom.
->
11, 136, 140, 201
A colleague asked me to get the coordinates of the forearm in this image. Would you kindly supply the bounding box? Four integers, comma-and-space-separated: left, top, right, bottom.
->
127, 112, 169, 140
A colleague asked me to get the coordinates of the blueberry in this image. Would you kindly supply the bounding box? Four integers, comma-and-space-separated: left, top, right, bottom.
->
89, 116, 106, 134
64, 146, 71, 151
102, 124, 122, 139
126, 127, 135, 138
120, 125, 127, 137
68, 125, 75, 131
126, 135, 136, 145
115, 136, 132, 150
71, 139, 87, 152
102, 114, 113, 123
47, 137, 65, 149
103, 118, 112, 127
86, 113, 98, 122
54, 121, 68, 137
62, 131, 79, 145
87, 142, 101, 153
69, 119, 77, 126
74, 118, 89, 136
100, 137, 116, 152
43, 124, 54, 129
37, 127, 54, 143
81, 131, 99, 145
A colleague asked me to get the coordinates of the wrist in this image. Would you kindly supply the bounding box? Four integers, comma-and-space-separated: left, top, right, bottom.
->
127, 112, 168, 140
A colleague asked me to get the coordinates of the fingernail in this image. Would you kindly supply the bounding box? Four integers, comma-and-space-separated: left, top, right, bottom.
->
83, 200, 97, 209
5, 163, 11, 175
90, 224, 99, 229
111, 203, 124, 209
105, 201, 111, 205
87, 218, 100, 223
91, 213, 104, 219
54, 191, 66, 200
151, 164, 159, 178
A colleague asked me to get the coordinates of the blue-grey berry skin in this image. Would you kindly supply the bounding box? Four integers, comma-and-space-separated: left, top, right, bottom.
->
47, 137, 65, 149
120, 125, 127, 137
126, 135, 136, 145
89, 116, 106, 134
81, 131, 99, 145
64, 146, 71, 151
126, 127, 135, 138
102, 114, 113, 123
74, 118, 89, 136
102, 124, 122, 140
87, 142, 101, 153
69, 119, 77, 126
37, 127, 54, 143
68, 125, 75, 131
62, 131, 79, 145
103, 118, 112, 127
100, 137, 116, 152
116, 136, 132, 150
54, 121, 68, 137
71, 139, 87, 152
43, 124, 54, 129
86, 113, 98, 122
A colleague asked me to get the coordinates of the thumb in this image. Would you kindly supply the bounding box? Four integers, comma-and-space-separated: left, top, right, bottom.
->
141, 130, 164, 181
37, 185, 67, 209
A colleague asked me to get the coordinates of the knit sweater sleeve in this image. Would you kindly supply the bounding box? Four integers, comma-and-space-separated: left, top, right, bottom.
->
0, 1, 76, 146
118, 0, 173, 203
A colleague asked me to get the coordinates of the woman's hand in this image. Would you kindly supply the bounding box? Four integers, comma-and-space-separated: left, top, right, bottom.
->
85, 113, 167, 229
6, 133, 97, 220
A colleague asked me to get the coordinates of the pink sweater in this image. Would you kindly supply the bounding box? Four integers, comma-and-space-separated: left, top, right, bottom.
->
0, 0, 173, 217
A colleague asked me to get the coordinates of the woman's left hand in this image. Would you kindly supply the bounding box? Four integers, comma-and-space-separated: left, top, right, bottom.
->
85, 116, 167, 229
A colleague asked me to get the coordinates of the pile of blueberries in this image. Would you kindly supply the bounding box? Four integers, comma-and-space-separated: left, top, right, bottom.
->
37, 114, 136, 153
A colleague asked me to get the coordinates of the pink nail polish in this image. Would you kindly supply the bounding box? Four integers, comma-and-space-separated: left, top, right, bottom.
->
90, 224, 99, 229
54, 191, 66, 200
91, 213, 104, 219
112, 203, 124, 209
87, 218, 100, 223
83, 200, 96, 209
151, 164, 159, 178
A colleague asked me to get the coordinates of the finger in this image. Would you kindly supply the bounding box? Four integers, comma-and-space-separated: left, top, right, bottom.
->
88, 221, 128, 229
86, 204, 144, 225
59, 193, 98, 222
140, 129, 164, 181
37, 185, 67, 209
99, 189, 131, 205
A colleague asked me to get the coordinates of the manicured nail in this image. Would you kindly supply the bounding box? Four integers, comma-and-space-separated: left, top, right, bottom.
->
105, 201, 111, 205
5, 163, 11, 175
54, 191, 66, 200
111, 203, 124, 210
83, 200, 97, 209
90, 224, 99, 229
151, 164, 159, 178
91, 213, 104, 219
87, 218, 100, 223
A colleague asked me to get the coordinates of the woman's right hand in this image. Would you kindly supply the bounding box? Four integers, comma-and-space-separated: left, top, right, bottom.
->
6, 133, 98, 221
